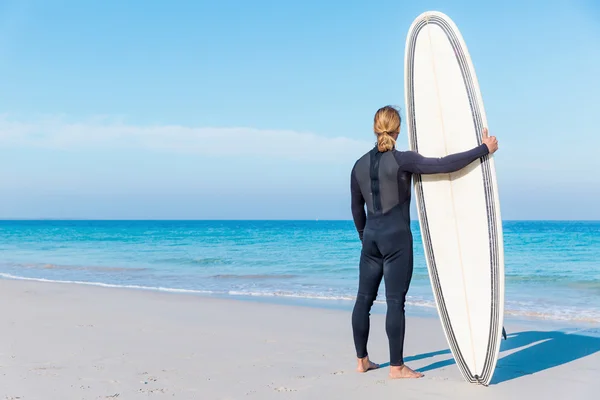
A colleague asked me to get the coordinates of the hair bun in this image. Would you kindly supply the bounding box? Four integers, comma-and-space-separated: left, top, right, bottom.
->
373, 105, 401, 152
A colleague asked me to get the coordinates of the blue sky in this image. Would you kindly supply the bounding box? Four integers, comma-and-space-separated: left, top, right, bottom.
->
0, 0, 598, 219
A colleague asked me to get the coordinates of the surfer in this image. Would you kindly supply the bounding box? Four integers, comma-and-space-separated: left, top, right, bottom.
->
350, 105, 498, 379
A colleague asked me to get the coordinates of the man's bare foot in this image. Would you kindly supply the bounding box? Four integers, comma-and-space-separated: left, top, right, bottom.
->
356, 356, 379, 373
389, 365, 424, 379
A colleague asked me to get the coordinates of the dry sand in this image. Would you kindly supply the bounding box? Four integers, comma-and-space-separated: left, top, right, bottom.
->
1, 279, 599, 399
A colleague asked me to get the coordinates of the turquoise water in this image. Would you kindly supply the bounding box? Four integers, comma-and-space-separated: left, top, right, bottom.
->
1, 220, 599, 323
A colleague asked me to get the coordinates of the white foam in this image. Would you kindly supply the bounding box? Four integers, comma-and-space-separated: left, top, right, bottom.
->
228, 290, 439, 309
0, 273, 214, 295
1, 272, 597, 323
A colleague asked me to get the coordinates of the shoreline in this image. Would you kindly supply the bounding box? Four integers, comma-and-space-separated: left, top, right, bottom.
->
1, 278, 599, 399
0, 273, 596, 330
2, 219, 599, 330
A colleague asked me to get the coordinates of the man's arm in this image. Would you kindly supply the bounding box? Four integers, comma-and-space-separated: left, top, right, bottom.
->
350, 167, 366, 241
396, 144, 489, 175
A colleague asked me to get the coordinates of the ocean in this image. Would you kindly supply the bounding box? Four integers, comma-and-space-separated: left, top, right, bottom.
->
0, 220, 599, 324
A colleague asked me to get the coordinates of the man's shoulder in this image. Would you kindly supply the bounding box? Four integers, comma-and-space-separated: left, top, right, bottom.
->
390, 149, 420, 164
352, 148, 374, 174
354, 147, 374, 164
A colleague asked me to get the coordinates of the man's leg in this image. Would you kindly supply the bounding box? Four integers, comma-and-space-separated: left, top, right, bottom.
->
351, 238, 383, 370
382, 242, 423, 378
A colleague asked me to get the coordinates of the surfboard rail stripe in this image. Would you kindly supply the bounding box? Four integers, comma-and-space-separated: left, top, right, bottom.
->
404, 12, 503, 386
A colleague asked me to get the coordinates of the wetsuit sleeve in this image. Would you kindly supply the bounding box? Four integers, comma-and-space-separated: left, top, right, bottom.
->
350, 166, 366, 241
396, 144, 489, 174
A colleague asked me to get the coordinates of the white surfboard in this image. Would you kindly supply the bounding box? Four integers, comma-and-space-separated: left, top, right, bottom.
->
404, 11, 505, 385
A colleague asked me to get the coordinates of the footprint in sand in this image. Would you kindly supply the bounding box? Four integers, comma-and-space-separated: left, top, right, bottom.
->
31, 365, 62, 377
138, 388, 166, 394
332, 371, 345, 375
140, 376, 158, 384
274, 387, 297, 392
32, 365, 62, 370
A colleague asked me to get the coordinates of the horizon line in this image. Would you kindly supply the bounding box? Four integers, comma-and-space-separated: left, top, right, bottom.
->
1, 218, 599, 222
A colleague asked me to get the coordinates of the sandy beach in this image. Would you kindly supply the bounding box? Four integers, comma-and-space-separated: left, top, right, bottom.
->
1, 279, 598, 399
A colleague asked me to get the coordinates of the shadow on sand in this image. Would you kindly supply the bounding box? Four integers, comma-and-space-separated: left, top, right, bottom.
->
413, 329, 600, 384
378, 349, 453, 369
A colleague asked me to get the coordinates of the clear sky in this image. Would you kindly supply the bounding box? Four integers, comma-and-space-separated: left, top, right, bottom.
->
0, 0, 598, 220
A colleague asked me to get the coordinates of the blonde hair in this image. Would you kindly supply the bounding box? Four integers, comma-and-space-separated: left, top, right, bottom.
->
373, 105, 401, 152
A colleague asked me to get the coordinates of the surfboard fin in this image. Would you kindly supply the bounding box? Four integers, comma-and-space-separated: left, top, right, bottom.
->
502, 327, 507, 340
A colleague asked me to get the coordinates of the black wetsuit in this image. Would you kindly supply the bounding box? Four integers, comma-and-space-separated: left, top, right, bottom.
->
350, 143, 489, 366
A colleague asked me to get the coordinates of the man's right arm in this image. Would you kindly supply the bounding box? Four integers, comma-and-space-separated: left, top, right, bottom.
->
396, 144, 489, 175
